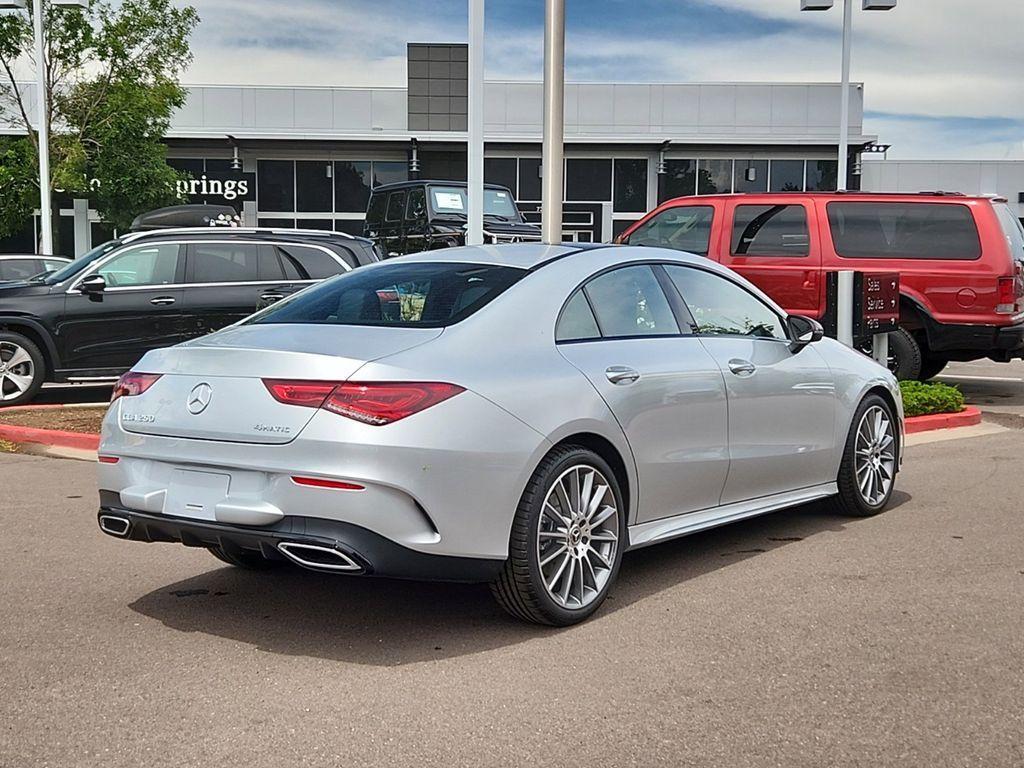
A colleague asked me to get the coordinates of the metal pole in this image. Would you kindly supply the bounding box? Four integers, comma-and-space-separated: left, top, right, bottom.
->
33, 0, 53, 254
837, 0, 852, 192
466, 0, 485, 246
541, 0, 565, 245
837, 270, 855, 347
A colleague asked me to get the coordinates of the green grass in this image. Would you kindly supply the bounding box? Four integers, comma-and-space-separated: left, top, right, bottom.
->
899, 380, 965, 418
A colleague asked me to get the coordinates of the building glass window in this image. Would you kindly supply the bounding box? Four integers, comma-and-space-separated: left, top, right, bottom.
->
258, 218, 296, 229
734, 160, 769, 193
335, 220, 365, 236
485, 158, 518, 196
372, 161, 407, 188
806, 160, 839, 192
519, 158, 542, 201
335, 161, 372, 212
614, 159, 648, 213
566, 159, 612, 202
660, 159, 697, 202
257, 160, 295, 212
698, 160, 733, 194
296, 161, 334, 212
296, 219, 334, 231
770, 160, 805, 192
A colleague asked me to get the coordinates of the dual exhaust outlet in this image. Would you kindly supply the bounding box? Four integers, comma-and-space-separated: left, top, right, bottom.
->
98, 514, 362, 574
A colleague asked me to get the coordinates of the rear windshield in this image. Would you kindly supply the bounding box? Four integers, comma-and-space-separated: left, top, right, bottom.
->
827, 202, 982, 260
249, 261, 526, 328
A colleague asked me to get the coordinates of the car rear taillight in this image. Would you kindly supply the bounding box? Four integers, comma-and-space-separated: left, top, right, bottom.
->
111, 372, 161, 403
996, 276, 1022, 314
262, 380, 464, 426
263, 380, 338, 408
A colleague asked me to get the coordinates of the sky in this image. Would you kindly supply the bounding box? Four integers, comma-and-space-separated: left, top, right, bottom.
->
185, 0, 1024, 160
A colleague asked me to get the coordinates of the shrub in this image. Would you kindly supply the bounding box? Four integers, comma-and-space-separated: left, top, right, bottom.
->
899, 380, 965, 417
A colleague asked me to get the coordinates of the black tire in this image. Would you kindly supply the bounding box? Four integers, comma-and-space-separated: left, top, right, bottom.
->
491, 445, 627, 627
0, 331, 45, 407
208, 546, 283, 570
886, 328, 923, 381
917, 355, 948, 381
835, 394, 898, 517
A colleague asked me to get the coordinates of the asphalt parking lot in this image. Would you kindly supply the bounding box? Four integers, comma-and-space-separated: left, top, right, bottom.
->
2, 363, 1024, 766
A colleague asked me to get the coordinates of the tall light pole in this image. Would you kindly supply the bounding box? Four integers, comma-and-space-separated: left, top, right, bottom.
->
541, 0, 565, 245
0, 0, 88, 255
466, 0, 484, 246
800, 0, 896, 192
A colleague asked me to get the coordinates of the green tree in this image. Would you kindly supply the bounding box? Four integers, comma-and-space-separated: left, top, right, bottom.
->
0, 0, 198, 248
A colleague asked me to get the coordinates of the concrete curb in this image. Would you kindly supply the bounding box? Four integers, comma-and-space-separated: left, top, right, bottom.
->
904, 406, 983, 435
0, 423, 100, 452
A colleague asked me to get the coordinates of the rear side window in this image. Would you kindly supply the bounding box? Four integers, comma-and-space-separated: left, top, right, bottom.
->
827, 202, 981, 260
556, 290, 601, 342
277, 244, 350, 277
189, 243, 260, 283
365, 194, 387, 227
995, 204, 1024, 262
582, 265, 679, 338
385, 192, 406, 222
732, 204, 810, 257
250, 262, 526, 328
626, 206, 714, 255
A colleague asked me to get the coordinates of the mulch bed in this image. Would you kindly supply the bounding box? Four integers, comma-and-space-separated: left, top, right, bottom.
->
0, 407, 107, 435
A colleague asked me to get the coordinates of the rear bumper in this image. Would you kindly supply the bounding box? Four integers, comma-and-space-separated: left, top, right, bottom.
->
97, 495, 504, 583
924, 316, 1024, 359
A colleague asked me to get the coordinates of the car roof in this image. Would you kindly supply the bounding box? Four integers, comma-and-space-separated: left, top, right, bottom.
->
118, 227, 375, 248
658, 191, 1006, 204
390, 242, 713, 271
370, 179, 514, 194
0, 254, 70, 260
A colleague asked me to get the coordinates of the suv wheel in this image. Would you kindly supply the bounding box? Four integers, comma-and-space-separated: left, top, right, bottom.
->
918, 355, 949, 381
886, 328, 923, 381
491, 446, 626, 626
835, 394, 898, 517
0, 332, 45, 407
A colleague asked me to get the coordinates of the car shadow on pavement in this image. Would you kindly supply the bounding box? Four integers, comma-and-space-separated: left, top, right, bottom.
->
129, 492, 911, 667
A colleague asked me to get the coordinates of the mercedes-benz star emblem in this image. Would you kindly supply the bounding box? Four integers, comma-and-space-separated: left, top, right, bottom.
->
187, 383, 213, 415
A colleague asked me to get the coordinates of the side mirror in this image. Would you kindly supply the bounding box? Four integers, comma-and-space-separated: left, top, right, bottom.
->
80, 274, 106, 294
787, 314, 824, 352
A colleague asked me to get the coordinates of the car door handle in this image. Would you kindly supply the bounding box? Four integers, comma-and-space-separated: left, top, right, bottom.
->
260, 292, 286, 302
150, 296, 176, 306
605, 366, 641, 385
728, 359, 756, 376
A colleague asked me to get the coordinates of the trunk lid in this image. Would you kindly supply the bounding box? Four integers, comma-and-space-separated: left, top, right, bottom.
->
118, 324, 442, 444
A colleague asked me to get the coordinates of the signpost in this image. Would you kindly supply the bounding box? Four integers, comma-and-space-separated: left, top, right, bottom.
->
823, 270, 900, 366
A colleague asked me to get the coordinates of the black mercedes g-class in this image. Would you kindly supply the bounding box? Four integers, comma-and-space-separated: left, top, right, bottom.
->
363, 180, 541, 256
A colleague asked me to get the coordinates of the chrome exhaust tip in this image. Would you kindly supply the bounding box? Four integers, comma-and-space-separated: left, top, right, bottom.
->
277, 542, 363, 573
99, 515, 131, 537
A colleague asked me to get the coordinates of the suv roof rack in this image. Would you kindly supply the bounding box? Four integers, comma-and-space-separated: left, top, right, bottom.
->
121, 227, 360, 243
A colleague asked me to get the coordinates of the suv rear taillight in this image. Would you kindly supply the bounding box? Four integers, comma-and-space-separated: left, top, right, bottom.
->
111, 372, 161, 402
997, 275, 1023, 315
262, 380, 464, 425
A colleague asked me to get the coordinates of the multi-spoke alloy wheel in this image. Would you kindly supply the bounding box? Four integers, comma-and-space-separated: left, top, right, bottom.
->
537, 464, 620, 610
854, 405, 896, 506
492, 445, 625, 626
0, 334, 43, 406
836, 394, 899, 517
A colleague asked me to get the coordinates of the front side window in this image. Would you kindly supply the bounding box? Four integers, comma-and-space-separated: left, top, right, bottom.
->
93, 243, 180, 288
732, 204, 810, 257
250, 262, 526, 328
189, 243, 260, 283
583, 265, 679, 338
665, 265, 786, 340
385, 191, 406, 223
0, 259, 39, 281
827, 202, 982, 260
406, 188, 427, 221
626, 206, 714, 255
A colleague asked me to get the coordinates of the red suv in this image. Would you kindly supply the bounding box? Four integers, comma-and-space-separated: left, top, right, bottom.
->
618, 192, 1024, 380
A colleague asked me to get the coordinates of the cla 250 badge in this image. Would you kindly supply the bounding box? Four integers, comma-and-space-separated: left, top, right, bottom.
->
121, 413, 156, 423
254, 424, 291, 434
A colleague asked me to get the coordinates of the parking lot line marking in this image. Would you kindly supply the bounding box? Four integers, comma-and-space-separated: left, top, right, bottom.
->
937, 374, 1024, 383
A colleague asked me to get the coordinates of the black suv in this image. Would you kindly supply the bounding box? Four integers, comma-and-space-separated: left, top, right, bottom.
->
363, 180, 541, 256
0, 228, 379, 406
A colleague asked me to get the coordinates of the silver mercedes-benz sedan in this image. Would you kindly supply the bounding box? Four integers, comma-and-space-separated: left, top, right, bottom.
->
97, 243, 902, 626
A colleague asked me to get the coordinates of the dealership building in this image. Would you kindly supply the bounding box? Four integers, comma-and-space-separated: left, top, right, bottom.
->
2, 42, 1020, 255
